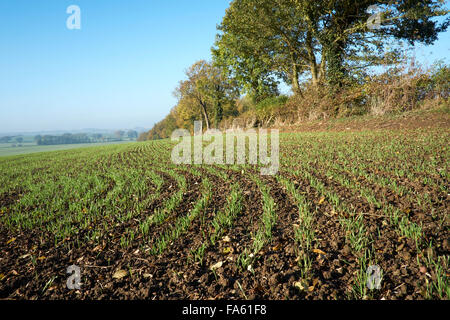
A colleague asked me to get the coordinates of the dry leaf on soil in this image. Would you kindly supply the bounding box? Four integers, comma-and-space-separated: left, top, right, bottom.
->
112, 269, 128, 279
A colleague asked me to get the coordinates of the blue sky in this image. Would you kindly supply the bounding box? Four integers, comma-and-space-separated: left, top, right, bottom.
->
0, 0, 230, 133
0, 1, 448, 133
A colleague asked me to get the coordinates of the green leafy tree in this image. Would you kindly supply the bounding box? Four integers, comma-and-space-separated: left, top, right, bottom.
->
0, 136, 13, 143
92, 133, 103, 141
114, 130, 125, 140
127, 130, 138, 139
212, 31, 280, 102
144, 111, 178, 140
215, 0, 449, 90
174, 60, 239, 130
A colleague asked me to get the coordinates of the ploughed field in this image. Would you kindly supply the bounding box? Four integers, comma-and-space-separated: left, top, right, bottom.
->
0, 129, 448, 300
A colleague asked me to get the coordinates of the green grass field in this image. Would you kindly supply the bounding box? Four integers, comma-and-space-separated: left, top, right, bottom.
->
0, 141, 133, 157
0, 128, 448, 300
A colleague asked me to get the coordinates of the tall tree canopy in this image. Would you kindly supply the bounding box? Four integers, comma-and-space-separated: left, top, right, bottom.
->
214, 0, 449, 92
174, 60, 239, 130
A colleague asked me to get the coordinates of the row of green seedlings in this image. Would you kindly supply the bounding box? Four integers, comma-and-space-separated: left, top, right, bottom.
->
60, 167, 165, 247
132, 168, 188, 244
322, 164, 423, 248
52, 167, 164, 248
420, 243, 449, 299
53, 161, 164, 246
1, 142, 144, 234
187, 164, 244, 267
1, 148, 114, 228
148, 175, 212, 255
281, 130, 447, 191
188, 182, 243, 266
285, 142, 424, 249
278, 176, 316, 288
68, 148, 174, 247
293, 149, 446, 299
294, 167, 378, 299
382, 132, 448, 188
2, 144, 142, 232
236, 174, 277, 273
0, 142, 122, 187
119, 166, 187, 248
142, 139, 174, 164
281, 131, 447, 297
4, 169, 117, 233
78, 146, 184, 244
329, 131, 447, 190
347, 163, 446, 231
330, 152, 443, 217
307, 164, 447, 300
118, 169, 177, 248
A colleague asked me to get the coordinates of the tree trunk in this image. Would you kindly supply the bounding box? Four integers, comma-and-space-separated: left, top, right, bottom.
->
326, 41, 346, 87
318, 53, 326, 82
306, 31, 319, 86
215, 101, 223, 126
292, 62, 301, 95
214, 85, 224, 126
310, 63, 318, 86
200, 101, 210, 130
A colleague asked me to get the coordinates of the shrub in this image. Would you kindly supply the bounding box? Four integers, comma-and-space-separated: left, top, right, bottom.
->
286, 60, 449, 121
286, 82, 366, 121
255, 95, 289, 121
365, 61, 449, 115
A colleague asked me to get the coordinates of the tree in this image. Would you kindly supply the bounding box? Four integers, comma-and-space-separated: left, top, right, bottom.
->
36, 134, 89, 145
114, 130, 125, 140
174, 60, 239, 130
143, 112, 178, 140
34, 135, 42, 145
212, 30, 280, 102
173, 96, 200, 130
127, 130, 138, 139
92, 133, 103, 141
0, 136, 13, 143
16, 137, 23, 143
215, 0, 449, 90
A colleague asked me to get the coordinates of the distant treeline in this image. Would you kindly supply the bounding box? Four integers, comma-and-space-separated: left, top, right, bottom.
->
34, 130, 138, 146
35, 133, 100, 145
0, 136, 24, 143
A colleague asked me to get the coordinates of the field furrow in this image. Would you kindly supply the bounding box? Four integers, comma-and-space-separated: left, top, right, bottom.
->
0, 128, 448, 300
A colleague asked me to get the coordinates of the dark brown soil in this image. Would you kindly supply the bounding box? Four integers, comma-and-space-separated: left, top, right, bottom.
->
0, 189, 26, 208
1, 162, 447, 300
0, 113, 448, 300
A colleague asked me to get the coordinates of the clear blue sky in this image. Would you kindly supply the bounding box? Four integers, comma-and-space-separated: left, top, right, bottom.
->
0, 0, 231, 133
0, 1, 448, 134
